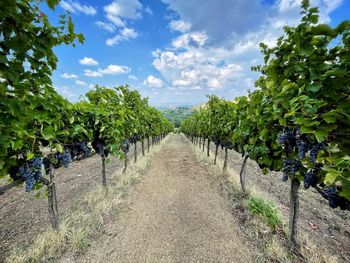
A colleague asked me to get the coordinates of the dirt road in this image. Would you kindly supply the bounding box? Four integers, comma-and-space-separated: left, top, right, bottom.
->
75, 134, 251, 263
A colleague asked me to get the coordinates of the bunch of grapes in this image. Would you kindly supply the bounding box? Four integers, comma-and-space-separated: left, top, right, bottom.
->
19, 166, 36, 192
75, 142, 91, 158
323, 187, 350, 210
31, 157, 42, 180
17, 157, 42, 192
278, 130, 294, 146
309, 143, 325, 163
43, 156, 51, 175
121, 139, 130, 153
58, 150, 72, 168
92, 139, 109, 157
296, 137, 307, 159
129, 134, 140, 144
282, 159, 301, 176
303, 169, 319, 189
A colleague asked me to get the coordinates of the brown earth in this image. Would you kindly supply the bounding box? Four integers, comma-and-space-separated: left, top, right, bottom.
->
69, 134, 252, 263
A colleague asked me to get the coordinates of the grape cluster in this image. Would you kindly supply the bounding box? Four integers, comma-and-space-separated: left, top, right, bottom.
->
58, 151, 72, 168
309, 143, 325, 163
323, 187, 350, 210
296, 138, 307, 159
282, 159, 301, 176
73, 142, 91, 159
121, 139, 130, 153
303, 169, 319, 189
92, 139, 109, 157
43, 156, 51, 175
18, 157, 43, 192
277, 130, 294, 146
129, 134, 140, 144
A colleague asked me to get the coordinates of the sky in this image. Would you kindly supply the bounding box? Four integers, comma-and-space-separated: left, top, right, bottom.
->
47, 0, 350, 107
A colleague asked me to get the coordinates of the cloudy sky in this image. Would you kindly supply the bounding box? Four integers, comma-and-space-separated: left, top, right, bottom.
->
47, 0, 350, 107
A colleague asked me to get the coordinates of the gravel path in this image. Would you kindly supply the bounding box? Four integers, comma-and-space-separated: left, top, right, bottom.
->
76, 134, 251, 263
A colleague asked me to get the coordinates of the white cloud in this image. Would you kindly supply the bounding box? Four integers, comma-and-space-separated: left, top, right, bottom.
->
143, 75, 163, 88
152, 46, 242, 91
79, 57, 99, 66
106, 27, 138, 46
99, 64, 131, 75
104, 0, 143, 27
60, 0, 97, 15
169, 20, 191, 33
172, 31, 208, 49
61, 73, 78, 79
128, 75, 138, 80
95, 21, 116, 32
84, 69, 103, 77
75, 79, 88, 86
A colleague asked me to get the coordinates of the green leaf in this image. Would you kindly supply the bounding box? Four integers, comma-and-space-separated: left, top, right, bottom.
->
324, 171, 340, 185
300, 126, 314, 134
307, 83, 322, 93
69, 116, 74, 124
27, 153, 34, 160
42, 126, 55, 140
339, 189, 350, 200
315, 129, 328, 142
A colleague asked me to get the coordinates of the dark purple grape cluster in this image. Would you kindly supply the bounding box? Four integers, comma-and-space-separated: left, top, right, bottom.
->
58, 151, 72, 168
121, 139, 130, 153
309, 143, 325, 163
282, 159, 301, 176
74, 142, 91, 158
92, 139, 109, 157
323, 187, 350, 210
129, 134, 140, 144
277, 130, 294, 146
43, 156, 51, 175
296, 138, 307, 159
18, 157, 42, 192
303, 169, 319, 189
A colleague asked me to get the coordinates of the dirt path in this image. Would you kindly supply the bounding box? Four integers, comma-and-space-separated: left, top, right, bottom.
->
74, 134, 251, 263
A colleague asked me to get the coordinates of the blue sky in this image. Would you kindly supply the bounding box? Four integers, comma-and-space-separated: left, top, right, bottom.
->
47, 0, 350, 107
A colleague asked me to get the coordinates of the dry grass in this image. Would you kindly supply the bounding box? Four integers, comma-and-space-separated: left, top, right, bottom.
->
6, 138, 169, 263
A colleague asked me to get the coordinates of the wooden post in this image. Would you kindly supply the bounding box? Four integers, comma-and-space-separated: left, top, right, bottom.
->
202, 138, 205, 152
123, 153, 128, 173
134, 142, 137, 163
102, 156, 106, 187
48, 164, 59, 230
147, 137, 150, 153
289, 179, 301, 248
214, 144, 219, 165
239, 155, 248, 194
142, 140, 145, 156
207, 139, 210, 157
223, 147, 228, 170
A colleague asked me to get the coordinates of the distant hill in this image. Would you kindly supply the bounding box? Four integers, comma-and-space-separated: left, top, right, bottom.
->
161, 106, 194, 128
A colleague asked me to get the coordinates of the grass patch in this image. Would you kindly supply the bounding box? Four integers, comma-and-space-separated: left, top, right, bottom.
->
246, 196, 281, 229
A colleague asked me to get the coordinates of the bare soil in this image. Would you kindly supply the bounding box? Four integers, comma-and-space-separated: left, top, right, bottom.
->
64, 134, 252, 263
0, 142, 144, 262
